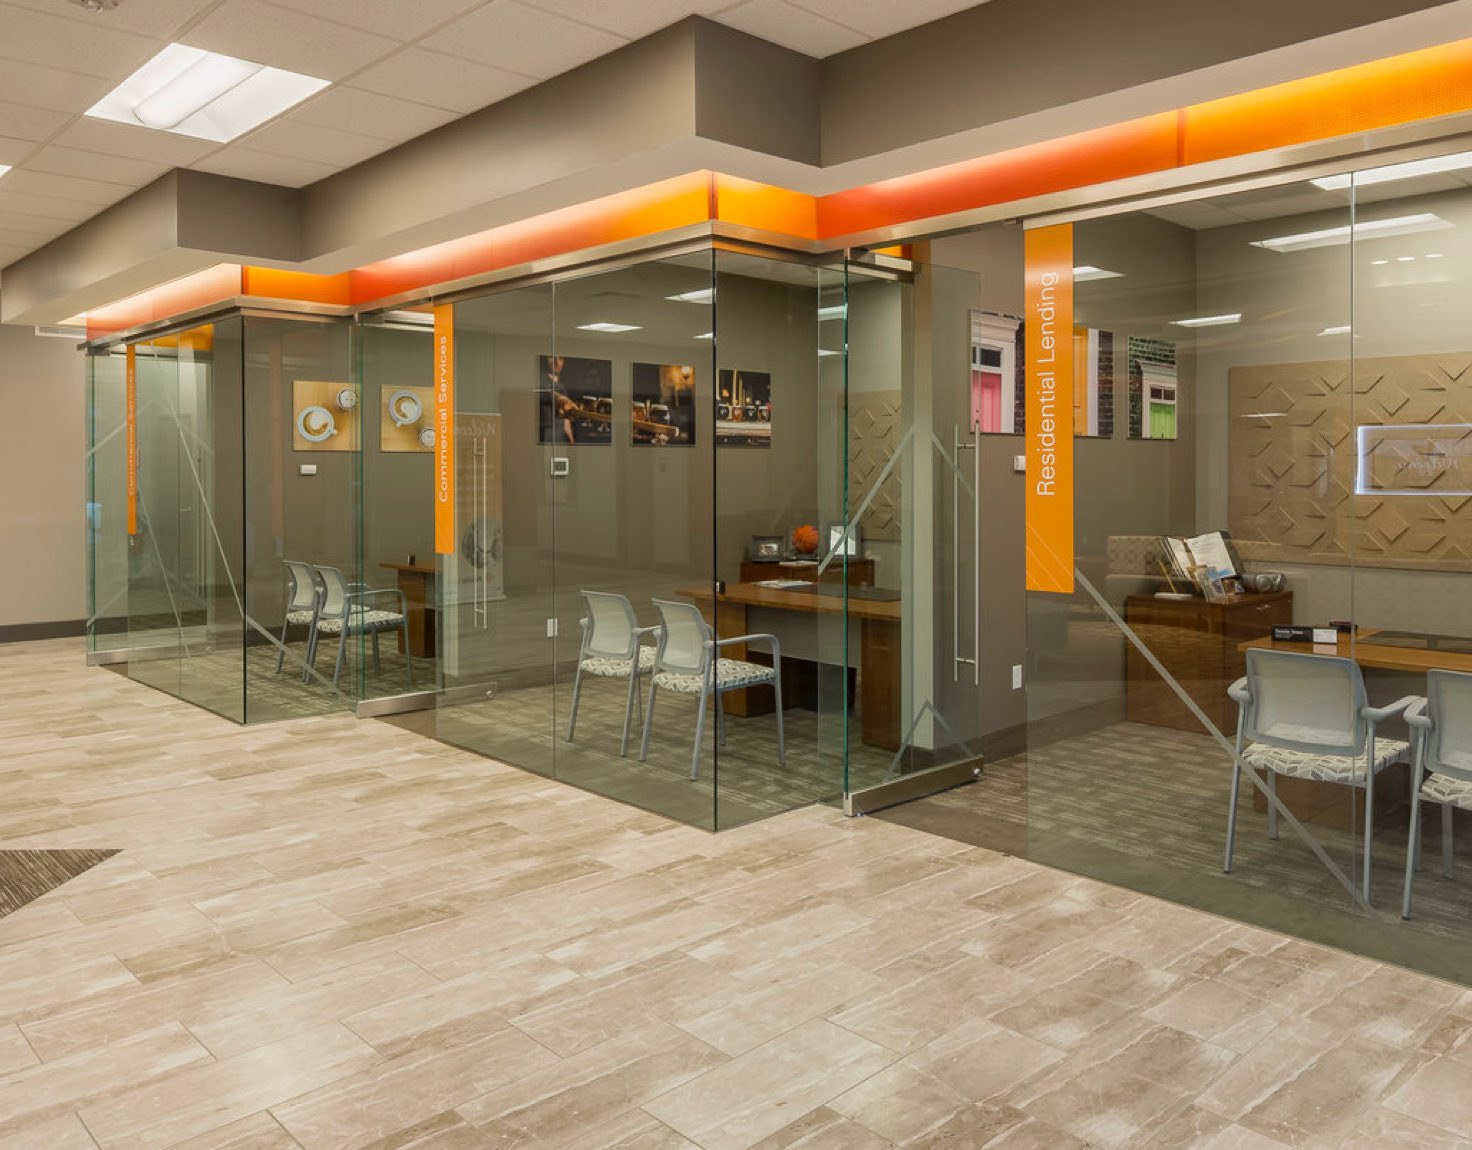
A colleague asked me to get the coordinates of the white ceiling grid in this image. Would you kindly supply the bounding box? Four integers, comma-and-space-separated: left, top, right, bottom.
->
0, 0, 991, 282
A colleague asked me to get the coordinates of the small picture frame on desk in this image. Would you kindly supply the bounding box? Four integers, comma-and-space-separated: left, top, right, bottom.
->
748, 534, 785, 561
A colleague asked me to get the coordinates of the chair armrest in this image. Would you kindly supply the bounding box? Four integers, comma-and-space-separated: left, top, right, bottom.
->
348, 587, 408, 613
634, 624, 662, 637
717, 633, 782, 663
1404, 696, 1431, 731
1362, 695, 1419, 725
1227, 676, 1250, 704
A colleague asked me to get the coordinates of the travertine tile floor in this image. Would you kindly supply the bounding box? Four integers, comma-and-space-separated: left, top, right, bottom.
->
4, 637, 1472, 1149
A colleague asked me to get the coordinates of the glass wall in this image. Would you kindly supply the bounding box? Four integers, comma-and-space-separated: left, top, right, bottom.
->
909, 150, 1472, 983
85, 348, 130, 657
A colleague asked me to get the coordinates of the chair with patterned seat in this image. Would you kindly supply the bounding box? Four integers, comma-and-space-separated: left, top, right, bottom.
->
639, 597, 784, 781
274, 560, 320, 674
1225, 647, 1414, 901
305, 565, 413, 692
565, 590, 662, 757
1402, 669, 1472, 918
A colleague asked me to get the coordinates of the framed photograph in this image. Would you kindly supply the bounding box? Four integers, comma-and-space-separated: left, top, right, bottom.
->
631, 362, 696, 446
749, 534, 785, 561
716, 369, 772, 447
380, 385, 435, 452
538, 355, 612, 445
292, 380, 359, 452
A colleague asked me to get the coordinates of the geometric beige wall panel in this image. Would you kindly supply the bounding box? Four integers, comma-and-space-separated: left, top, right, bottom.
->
1230, 353, 1472, 571
849, 391, 903, 542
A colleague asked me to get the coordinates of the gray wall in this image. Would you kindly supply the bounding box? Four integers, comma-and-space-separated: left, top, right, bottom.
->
0, 324, 85, 629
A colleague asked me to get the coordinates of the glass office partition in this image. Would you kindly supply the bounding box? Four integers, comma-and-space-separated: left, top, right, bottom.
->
124, 322, 246, 722
86, 348, 130, 657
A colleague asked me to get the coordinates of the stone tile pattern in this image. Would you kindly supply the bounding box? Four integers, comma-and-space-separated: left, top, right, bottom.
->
3, 638, 1472, 1149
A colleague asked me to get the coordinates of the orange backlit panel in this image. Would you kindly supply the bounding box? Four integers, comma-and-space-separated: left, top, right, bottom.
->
241, 267, 353, 305
713, 175, 818, 240
85, 264, 242, 341
350, 173, 715, 304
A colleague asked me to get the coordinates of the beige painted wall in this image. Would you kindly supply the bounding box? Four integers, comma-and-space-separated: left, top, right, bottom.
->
0, 324, 85, 628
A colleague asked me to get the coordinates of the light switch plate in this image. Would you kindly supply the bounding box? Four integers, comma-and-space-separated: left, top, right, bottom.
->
1012, 455, 1026, 473
550, 457, 570, 477
299, 463, 317, 476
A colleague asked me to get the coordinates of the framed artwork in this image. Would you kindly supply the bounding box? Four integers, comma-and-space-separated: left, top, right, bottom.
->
1073, 326, 1115, 438
380, 385, 435, 452
538, 355, 612, 445
970, 311, 1023, 434
631, 362, 696, 446
716, 368, 771, 447
292, 380, 359, 452
1127, 336, 1178, 440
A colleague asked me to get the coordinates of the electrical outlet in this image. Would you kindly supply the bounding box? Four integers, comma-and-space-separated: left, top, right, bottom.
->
1011, 663, 1023, 689
546, 618, 559, 638
1012, 455, 1026, 473
299, 463, 317, 476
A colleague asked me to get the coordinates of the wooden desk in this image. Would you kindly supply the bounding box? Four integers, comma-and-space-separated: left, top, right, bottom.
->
680, 582, 902, 750
379, 563, 437, 659
738, 558, 876, 588
1240, 630, 1472, 675
1125, 591, 1293, 733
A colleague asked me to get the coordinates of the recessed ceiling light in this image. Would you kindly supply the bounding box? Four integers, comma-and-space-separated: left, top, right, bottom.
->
1426, 252, 1445, 259
1371, 259, 1390, 265
1310, 150, 1472, 191
1172, 313, 1242, 328
1396, 255, 1416, 262
666, 289, 714, 305
818, 305, 847, 321
577, 322, 641, 333
86, 44, 328, 142
1318, 325, 1352, 336
1251, 213, 1450, 253
0, 165, 10, 180
1073, 265, 1123, 281
818, 348, 840, 357
693, 332, 713, 340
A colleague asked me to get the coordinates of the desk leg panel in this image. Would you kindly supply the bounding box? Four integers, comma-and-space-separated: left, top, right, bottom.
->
861, 618, 901, 751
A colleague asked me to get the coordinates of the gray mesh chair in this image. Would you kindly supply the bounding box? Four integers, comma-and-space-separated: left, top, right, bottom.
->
274, 560, 320, 674
1402, 669, 1472, 918
639, 598, 784, 780
306, 565, 413, 692
565, 590, 661, 757
1226, 648, 1414, 900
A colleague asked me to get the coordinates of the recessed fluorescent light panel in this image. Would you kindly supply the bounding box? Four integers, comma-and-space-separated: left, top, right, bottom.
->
1310, 150, 1472, 191
817, 305, 847, 321
1251, 213, 1450, 253
86, 44, 328, 142
666, 289, 715, 304
1172, 313, 1242, 328
1318, 325, 1353, 337
0, 165, 10, 179
577, 322, 641, 333
1073, 265, 1123, 281
693, 332, 713, 340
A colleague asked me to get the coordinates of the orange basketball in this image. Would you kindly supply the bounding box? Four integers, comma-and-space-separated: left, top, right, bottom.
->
793, 524, 820, 554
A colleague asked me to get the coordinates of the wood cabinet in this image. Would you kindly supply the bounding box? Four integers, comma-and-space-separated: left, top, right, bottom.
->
1124, 591, 1293, 733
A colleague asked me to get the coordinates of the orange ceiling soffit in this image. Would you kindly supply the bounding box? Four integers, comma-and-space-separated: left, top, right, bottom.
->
86, 265, 242, 341
242, 267, 353, 306
1183, 39, 1472, 165
136, 325, 215, 352
713, 175, 818, 241
350, 172, 716, 305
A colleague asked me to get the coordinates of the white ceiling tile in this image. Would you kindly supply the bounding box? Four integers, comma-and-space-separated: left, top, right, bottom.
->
0, 138, 38, 167
0, 100, 73, 143
788, 0, 979, 39
289, 87, 458, 143
0, 170, 137, 208
235, 119, 393, 168
0, 210, 71, 239
0, 2, 165, 81
352, 48, 534, 114
1145, 202, 1251, 230
2, 0, 223, 40
262, 0, 489, 42
189, 146, 340, 188
518, 0, 734, 38
25, 146, 170, 186
715, 0, 865, 57
421, 0, 627, 80
0, 60, 112, 115
0, 190, 94, 224
51, 118, 222, 167
180, 0, 399, 82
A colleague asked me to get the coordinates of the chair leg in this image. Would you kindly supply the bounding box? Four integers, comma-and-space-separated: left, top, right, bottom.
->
1362, 754, 1376, 903
403, 628, 414, 686
372, 631, 382, 674
639, 682, 658, 762
1224, 753, 1244, 874
1267, 771, 1278, 841
1404, 781, 1424, 919
1443, 803, 1455, 878
303, 628, 320, 684
566, 664, 584, 742
773, 663, 785, 766
619, 670, 638, 758
691, 689, 708, 782
333, 631, 348, 693
715, 690, 725, 747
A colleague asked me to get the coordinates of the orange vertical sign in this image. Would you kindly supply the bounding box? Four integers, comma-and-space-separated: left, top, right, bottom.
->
433, 303, 455, 554
1024, 224, 1074, 593
126, 345, 138, 537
